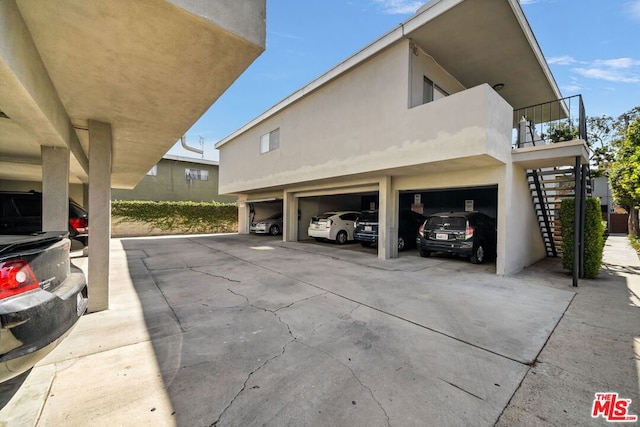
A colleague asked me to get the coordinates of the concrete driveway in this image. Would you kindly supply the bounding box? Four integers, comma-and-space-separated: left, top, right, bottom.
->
0, 234, 581, 425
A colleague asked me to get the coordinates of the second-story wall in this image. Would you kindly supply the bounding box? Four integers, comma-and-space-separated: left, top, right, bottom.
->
219, 39, 514, 195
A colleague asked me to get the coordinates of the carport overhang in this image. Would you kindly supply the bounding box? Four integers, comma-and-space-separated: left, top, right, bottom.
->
0, 0, 266, 311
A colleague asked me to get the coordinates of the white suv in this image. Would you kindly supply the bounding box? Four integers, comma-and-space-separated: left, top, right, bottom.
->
308, 211, 360, 244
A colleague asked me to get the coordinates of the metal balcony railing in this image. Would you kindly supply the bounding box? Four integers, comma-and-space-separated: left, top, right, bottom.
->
513, 95, 587, 148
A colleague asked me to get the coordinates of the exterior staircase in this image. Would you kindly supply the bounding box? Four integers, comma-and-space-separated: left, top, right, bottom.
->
527, 167, 576, 257
514, 94, 591, 259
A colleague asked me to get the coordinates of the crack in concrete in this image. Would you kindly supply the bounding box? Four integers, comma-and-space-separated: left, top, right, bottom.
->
191, 267, 241, 283
274, 291, 329, 313
213, 289, 297, 426
212, 338, 296, 427
226, 287, 390, 425
297, 341, 391, 427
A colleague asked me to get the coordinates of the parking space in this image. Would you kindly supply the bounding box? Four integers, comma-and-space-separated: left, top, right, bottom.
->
2, 233, 570, 425
284, 186, 498, 271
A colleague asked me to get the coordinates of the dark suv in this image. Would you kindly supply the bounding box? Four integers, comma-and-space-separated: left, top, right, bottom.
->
355, 209, 426, 251
0, 191, 89, 252
416, 211, 496, 264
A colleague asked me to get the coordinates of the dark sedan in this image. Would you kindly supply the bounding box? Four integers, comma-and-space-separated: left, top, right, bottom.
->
0, 191, 89, 254
417, 211, 496, 264
355, 209, 426, 251
0, 232, 88, 383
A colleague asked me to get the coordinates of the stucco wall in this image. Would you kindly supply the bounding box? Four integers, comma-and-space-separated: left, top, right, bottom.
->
501, 162, 547, 274
219, 40, 513, 195
111, 158, 235, 203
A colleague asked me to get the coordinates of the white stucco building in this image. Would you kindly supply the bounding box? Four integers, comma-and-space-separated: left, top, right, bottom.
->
216, 0, 589, 276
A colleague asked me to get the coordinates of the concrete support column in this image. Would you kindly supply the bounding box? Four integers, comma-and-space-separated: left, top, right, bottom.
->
82, 183, 89, 208
237, 198, 250, 234
41, 146, 69, 232
283, 191, 298, 242
88, 120, 112, 312
378, 176, 398, 260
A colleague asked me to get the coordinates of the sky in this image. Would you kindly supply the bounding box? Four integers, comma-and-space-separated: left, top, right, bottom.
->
169, 0, 640, 161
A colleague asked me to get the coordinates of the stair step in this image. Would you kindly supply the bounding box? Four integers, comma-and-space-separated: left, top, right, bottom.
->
527, 169, 575, 177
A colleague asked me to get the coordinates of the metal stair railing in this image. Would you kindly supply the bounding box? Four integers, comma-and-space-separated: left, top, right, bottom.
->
529, 168, 558, 257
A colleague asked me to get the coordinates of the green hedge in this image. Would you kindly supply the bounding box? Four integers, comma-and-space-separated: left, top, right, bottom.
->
112, 200, 237, 234
559, 197, 604, 278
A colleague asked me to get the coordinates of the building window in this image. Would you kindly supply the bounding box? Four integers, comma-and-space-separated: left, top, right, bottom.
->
423, 76, 434, 104
147, 165, 158, 176
185, 168, 209, 181
434, 84, 448, 100
260, 128, 280, 154
423, 76, 448, 105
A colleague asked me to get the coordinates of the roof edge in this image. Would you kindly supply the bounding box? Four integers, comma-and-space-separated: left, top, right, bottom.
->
162, 153, 219, 166
216, 0, 462, 150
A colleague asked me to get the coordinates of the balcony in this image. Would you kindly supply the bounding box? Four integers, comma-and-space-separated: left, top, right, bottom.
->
513, 95, 587, 148
512, 95, 589, 170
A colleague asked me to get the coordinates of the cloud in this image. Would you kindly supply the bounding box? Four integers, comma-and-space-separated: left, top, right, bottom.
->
572, 67, 640, 84
547, 55, 578, 65
549, 55, 640, 84
570, 57, 640, 84
561, 84, 582, 93
628, 1, 640, 20
373, 0, 426, 15
593, 58, 640, 69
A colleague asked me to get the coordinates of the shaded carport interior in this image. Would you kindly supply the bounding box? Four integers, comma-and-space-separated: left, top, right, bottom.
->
0, 0, 266, 311
400, 185, 498, 219
248, 198, 284, 227
294, 185, 497, 267
298, 192, 377, 241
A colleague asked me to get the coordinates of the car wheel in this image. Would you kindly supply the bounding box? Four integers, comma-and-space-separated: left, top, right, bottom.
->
269, 225, 280, 235
397, 235, 406, 251
336, 231, 348, 245
470, 243, 486, 264
419, 248, 431, 258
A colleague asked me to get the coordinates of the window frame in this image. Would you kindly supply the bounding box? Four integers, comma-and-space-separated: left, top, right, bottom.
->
260, 128, 280, 154
184, 168, 209, 181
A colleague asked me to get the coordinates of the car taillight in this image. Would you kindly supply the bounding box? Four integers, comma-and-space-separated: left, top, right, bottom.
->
465, 225, 475, 239
69, 218, 88, 233
0, 260, 39, 299
326, 219, 332, 229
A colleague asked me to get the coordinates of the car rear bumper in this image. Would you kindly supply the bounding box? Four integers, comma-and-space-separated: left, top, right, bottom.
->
355, 232, 377, 243
250, 225, 268, 234
70, 234, 88, 252
308, 228, 334, 240
0, 264, 88, 383
417, 236, 473, 256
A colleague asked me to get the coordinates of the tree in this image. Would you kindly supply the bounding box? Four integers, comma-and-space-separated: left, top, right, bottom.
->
587, 115, 616, 176
610, 117, 640, 237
